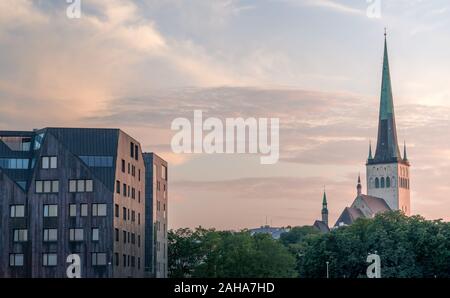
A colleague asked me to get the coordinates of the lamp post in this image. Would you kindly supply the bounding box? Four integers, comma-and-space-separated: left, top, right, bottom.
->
326, 261, 329, 279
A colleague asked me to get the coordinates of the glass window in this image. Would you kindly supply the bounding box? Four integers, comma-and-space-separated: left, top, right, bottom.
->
50, 156, 57, 169
92, 228, 99, 241
69, 204, 77, 217
52, 180, 59, 192
81, 204, 88, 217
115, 228, 119, 242
44, 204, 58, 217
69, 180, 77, 193
13, 229, 28, 242
69, 228, 84, 241
130, 142, 134, 158
43, 181, 51, 193
36, 181, 43, 193
43, 229, 58, 242
92, 253, 107, 266
85, 180, 93, 192
42, 157, 49, 169
77, 180, 85, 192
43, 253, 57, 266
162, 165, 167, 180
10, 205, 25, 218
9, 254, 24, 266
115, 204, 119, 218
116, 180, 120, 194
92, 204, 107, 216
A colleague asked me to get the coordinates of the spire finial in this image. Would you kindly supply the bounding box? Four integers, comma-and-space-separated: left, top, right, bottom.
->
384, 27, 387, 37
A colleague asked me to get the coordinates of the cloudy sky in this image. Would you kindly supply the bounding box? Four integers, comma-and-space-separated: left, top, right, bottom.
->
1, 0, 450, 230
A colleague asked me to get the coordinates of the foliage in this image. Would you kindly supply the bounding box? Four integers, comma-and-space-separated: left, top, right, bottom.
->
169, 212, 450, 278
168, 228, 297, 278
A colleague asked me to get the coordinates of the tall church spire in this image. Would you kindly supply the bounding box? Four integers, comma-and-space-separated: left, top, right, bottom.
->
371, 31, 402, 164
321, 189, 328, 226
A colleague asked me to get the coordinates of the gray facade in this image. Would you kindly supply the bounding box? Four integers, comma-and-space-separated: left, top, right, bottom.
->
0, 128, 166, 278
143, 153, 168, 278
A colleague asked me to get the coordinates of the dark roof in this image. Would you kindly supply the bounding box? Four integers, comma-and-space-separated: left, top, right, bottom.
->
359, 194, 391, 214
334, 207, 364, 227
369, 36, 403, 165
313, 220, 330, 233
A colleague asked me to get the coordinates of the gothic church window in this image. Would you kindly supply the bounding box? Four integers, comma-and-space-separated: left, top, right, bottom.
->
381, 177, 385, 188
375, 178, 379, 188
386, 177, 391, 188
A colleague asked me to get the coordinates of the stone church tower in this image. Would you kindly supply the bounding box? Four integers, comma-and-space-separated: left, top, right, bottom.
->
366, 33, 411, 215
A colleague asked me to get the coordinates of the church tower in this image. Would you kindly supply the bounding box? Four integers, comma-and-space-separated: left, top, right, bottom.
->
321, 190, 328, 226
366, 32, 411, 215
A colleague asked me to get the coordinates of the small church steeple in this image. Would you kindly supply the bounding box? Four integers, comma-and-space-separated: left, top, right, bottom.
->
368, 141, 373, 161
357, 174, 362, 196
321, 189, 328, 226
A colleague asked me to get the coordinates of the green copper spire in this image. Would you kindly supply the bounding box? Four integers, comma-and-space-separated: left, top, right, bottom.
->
372, 31, 402, 163
322, 190, 327, 207
368, 141, 373, 160
380, 32, 394, 121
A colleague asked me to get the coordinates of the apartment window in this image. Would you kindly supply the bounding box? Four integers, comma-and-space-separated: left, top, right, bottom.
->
123, 231, 126, 244
123, 254, 126, 267
10, 205, 25, 218
43, 229, 58, 242
134, 145, 138, 161
123, 183, 126, 196
130, 142, 134, 158
43, 253, 57, 266
43, 204, 58, 217
131, 165, 135, 177
115, 204, 119, 218
138, 191, 141, 203
79, 156, 113, 167
128, 185, 130, 197
9, 254, 24, 267
138, 257, 141, 270
92, 204, 107, 216
92, 253, 107, 266
116, 180, 120, 194
131, 256, 135, 267
69, 204, 77, 217
115, 228, 119, 242
92, 228, 99, 241
131, 188, 135, 199
127, 209, 130, 220
123, 207, 127, 221
69, 179, 93, 193
128, 232, 130, 243
131, 210, 135, 222
138, 169, 141, 181
115, 253, 119, 267
36, 180, 59, 193
138, 235, 141, 247
81, 204, 88, 216
42, 156, 57, 169
162, 165, 167, 180
128, 163, 131, 174
13, 229, 28, 242
69, 228, 84, 241
121, 159, 125, 173
138, 213, 140, 225
131, 233, 135, 244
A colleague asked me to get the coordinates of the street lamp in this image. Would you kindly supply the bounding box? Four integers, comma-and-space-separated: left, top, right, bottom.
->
326, 261, 329, 279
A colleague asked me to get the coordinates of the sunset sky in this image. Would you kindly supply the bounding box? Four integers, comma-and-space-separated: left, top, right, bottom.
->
1, 0, 450, 230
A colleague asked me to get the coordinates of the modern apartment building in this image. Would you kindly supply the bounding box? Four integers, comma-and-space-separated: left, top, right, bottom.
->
0, 128, 167, 278
143, 153, 168, 278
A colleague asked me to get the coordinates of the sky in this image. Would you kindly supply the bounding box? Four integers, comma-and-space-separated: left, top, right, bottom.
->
1, 0, 450, 230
